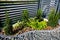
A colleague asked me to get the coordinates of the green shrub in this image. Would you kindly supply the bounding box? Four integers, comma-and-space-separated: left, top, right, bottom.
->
12, 21, 23, 31
48, 9, 59, 27
36, 9, 43, 22
3, 25, 12, 35
22, 9, 29, 22
3, 11, 12, 35
4, 11, 10, 26
27, 18, 47, 30
22, 9, 29, 27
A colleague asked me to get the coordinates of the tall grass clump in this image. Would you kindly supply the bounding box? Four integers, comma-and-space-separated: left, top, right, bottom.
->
48, 9, 59, 27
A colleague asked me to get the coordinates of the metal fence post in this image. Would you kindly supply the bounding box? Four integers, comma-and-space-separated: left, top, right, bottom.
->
56, 0, 60, 13
38, 0, 40, 9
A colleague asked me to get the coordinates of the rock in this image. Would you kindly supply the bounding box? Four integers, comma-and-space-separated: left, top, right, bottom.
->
0, 27, 60, 40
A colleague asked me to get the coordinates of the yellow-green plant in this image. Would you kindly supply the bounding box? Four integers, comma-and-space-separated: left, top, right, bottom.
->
38, 21, 47, 30
48, 9, 59, 27
27, 18, 47, 30
12, 21, 23, 31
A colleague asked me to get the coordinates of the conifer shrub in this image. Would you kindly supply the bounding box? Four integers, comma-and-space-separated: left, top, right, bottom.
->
22, 10, 29, 27
36, 9, 43, 22
3, 11, 12, 35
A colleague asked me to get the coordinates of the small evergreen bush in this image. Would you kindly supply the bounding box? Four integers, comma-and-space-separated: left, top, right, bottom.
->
3, 25, 12, 35
22, 10, 29, 27
48, 9, 59, 27
22, 9, 29, 22
36, 9, 43, 22
3, 11, 12, 35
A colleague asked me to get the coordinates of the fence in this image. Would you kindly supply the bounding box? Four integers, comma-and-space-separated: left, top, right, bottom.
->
0, 1, 38, 24
0, 0, 60, 26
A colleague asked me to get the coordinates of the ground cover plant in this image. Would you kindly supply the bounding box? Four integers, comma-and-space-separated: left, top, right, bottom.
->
0, 9, 60, 35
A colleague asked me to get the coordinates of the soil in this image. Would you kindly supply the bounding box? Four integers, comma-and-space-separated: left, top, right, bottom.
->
0, 25, 60, 36
15, 27, 34, 35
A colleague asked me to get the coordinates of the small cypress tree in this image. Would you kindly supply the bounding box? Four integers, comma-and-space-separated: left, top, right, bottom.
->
36, 9, 43, 22
22, 10, 29, 22
4, 11, 10, 26
22, 9, 29, 27
3, 11, 12, 35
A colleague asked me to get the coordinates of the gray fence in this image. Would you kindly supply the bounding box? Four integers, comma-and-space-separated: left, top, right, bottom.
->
0, 1, 38, 24
0, 0, 60, 25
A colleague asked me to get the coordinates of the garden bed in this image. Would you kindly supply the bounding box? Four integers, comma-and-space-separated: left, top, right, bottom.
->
0, 9, 60, 37
0, 24, 60, 36
0, 0, 60, 40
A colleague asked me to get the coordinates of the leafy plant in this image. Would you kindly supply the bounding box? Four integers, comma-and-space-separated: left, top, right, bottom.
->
27, 18, 47, 30
3, 25, 12, 35
3, 11, 12, 35
12, 21, 23, 31
37, 21, 47, 30
36, 9, 43, 22
48, 9, 59, 27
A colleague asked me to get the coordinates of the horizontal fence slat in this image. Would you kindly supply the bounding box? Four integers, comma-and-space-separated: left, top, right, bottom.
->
0, 1, 38, 24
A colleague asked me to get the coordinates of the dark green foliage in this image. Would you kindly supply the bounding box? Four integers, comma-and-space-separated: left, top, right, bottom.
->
48, 9, 59, 27
22, 10, 29, 22
3, 11, 12, 35
22, 10, 29, 27
36, 9, 43, 22
4, 11, 10, 26
3, 25, 12, 35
